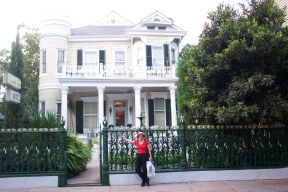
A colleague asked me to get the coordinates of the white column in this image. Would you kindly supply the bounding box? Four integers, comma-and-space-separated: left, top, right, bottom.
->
169, 86, 177, 127
98, 86, 105, 128
134, 86, 142, 127
61, 86, 68, 129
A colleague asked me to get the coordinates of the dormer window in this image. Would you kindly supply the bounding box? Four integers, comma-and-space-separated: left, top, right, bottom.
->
158, 26, 166, 30
147, 26, 155, 30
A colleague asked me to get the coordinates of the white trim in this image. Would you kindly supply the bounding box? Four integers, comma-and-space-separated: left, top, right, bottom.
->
40, 49, 47, 75
110, 167, 288, 186
40, 35, 68, 40
83, 49, 99, 66
58, 80, 177, 89
39, 84, 61, 90
56, 49, 65, 74
80, 96, 98, 102
151, 45, 164, 67
150, 92, 168, 99
68, 36, 130, 42
112, 47, 127, 67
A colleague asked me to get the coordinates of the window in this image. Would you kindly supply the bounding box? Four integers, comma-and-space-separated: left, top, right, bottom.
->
171, 49, 176, 64
41, 50, 46, 74
57, 50, 65, 73
137, 47, 143, 65
85, 51, 97, 66
40, 101, 45, 117
154, 98, 165, 127
115, 51, 125, 65
158, 26, 166, 30
84, 102, 98, 132
152, 46, 163, 67
147, 26, 155, 30
56, 103, 61, 120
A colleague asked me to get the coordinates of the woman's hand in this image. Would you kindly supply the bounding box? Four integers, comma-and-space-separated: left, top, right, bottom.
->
149, 155, 152, 161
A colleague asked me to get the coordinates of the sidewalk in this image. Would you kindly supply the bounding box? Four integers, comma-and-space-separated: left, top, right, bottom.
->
1, 180, 288, 192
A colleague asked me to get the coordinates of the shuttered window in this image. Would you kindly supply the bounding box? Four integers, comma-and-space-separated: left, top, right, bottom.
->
164, 44, 170, 66
148, 99, 154, 126
154, 98, 165, 127
99, 50, 106, 65
77, 49, 83, 66
165, 99, 171, 127
76, 101, 83, 133
146, 45, 152, 67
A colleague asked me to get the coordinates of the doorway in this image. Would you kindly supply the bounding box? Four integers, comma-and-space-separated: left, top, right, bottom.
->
114, 100, 127, 126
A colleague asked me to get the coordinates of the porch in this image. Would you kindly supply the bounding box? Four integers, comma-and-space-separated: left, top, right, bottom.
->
59, 84, 178, 135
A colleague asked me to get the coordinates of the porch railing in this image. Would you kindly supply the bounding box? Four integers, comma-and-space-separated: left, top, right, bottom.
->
0, 128, 67, 187
63, 64, 176, 79
101, 124, 288, 178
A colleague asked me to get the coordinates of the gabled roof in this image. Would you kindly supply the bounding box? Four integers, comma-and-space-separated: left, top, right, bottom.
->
140, 11, 173, 26
130, 11, 185, 35
71, 26, 130, 36
93, 11, 134, 26
70, 11, 185, 38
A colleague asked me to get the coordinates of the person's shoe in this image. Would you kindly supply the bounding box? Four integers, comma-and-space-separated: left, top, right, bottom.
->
141, 181, 145, 187
146, 178, 150, 186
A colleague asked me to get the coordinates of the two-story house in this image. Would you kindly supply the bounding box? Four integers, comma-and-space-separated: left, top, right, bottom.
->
39, 11, 185, 134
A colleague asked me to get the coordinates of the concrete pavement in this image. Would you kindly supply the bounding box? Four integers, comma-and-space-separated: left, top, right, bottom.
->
1, 180, 288, 192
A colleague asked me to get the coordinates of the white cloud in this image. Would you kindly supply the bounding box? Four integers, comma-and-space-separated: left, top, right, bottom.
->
0, 0, 246, 49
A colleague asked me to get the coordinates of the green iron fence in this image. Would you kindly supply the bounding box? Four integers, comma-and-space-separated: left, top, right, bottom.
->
0, 128, 67, 187
101, 123, 288, 179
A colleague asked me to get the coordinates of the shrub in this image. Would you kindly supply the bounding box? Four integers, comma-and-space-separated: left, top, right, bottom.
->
66, 134, 92, 177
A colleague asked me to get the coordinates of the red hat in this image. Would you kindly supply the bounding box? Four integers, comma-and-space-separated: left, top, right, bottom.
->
136, 132, 146, 138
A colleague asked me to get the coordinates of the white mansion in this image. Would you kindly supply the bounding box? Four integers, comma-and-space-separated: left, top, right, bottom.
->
39, 11, 186, 133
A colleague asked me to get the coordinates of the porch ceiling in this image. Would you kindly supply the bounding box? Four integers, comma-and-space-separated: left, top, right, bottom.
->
69, 86, 169, 94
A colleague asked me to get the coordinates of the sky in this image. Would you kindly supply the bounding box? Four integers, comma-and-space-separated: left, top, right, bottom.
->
0, 0, 247, 50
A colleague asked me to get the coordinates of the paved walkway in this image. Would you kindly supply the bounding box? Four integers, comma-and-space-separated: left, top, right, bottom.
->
67, 144, 100, 186
1, 180, 288, 192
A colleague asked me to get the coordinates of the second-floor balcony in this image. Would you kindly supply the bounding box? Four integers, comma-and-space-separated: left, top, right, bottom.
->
62, 64, 176, 79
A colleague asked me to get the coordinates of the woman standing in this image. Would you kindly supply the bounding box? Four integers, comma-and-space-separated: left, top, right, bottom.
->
124, 132, 152, 187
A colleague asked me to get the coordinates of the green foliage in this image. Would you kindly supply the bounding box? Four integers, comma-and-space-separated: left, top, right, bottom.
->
21, 26, 39, 118
3, 26, 23, 128
19, 112, 64, 128
178, 0, 288, 124
1, 25, 39, 128
66, 134, 92, 177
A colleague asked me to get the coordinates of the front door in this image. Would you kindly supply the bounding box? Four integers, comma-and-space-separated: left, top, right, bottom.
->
114, 100, 127, 126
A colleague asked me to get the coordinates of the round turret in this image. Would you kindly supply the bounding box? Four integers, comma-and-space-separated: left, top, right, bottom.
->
40, 13, 72, 37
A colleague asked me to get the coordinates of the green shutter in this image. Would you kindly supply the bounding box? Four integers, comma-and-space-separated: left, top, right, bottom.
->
146, 45, 152, 67
148, 99, 154, 126
104, 100, 106, 117
99, 50, 105, 65
76, 101, 83, 133
77, 49, 83, 66
164, 44, 170, 66
165, 99, 171, 127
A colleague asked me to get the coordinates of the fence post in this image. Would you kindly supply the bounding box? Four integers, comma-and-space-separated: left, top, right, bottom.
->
179, 119, 187, 168
102, 121, 110, 186
58, 127, 67, 187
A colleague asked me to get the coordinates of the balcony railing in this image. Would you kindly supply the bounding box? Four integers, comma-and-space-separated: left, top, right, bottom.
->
62, 63, 176, 79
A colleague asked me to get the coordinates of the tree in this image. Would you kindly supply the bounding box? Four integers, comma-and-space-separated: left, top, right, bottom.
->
21, 26, 39, 118
3, 25, 24, 128
178, 0, 288, 124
